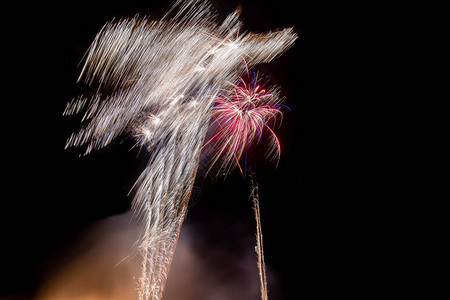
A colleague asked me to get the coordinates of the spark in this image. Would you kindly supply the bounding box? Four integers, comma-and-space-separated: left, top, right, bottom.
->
63, 0, 297, 299
225, 41, 239, 49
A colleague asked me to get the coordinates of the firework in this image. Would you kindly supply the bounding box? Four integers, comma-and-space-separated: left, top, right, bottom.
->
64, 0, 297, 299
250, 172, 268, 300
207, 73, 284, 176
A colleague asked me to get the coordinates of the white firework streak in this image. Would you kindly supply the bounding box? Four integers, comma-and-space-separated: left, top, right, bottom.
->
64, 1, 297, 299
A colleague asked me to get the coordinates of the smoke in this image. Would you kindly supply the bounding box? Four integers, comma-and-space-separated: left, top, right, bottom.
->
33, 212, 141, 300
33, 211, 277, 300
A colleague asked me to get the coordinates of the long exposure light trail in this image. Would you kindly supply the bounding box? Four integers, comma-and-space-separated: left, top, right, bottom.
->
64, 1, 297, 299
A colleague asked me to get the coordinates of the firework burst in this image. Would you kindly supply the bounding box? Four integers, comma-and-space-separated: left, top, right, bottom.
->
207, 72, 284, 176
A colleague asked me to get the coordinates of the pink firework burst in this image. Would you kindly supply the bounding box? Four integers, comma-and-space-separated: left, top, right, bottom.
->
207, 73, 284, 175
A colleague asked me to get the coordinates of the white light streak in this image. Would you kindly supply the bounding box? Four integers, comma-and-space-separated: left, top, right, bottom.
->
63, 1, 297, 299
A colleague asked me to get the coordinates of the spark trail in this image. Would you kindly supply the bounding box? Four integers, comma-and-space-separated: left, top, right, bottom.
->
64, 1, 297, 299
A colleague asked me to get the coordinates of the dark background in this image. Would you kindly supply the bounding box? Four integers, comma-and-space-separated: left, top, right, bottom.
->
1, 0, 360, 299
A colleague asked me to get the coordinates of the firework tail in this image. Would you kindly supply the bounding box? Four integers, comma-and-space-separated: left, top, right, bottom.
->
64, 1, 297, 299
250, 171, 269, 300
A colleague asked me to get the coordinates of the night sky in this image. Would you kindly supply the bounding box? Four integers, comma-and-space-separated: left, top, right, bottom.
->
1, 1, 353, 299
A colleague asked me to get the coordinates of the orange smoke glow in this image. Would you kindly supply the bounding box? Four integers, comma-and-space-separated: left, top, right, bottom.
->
34, 212, 272, 300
